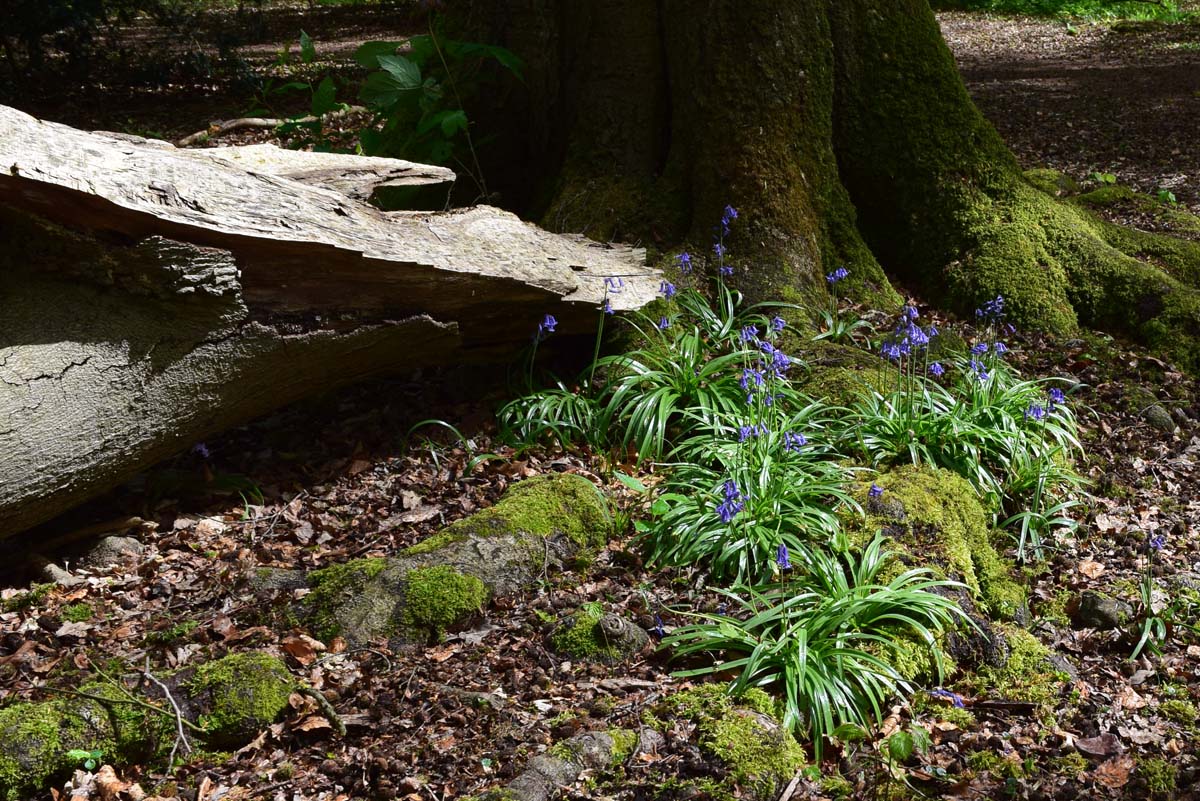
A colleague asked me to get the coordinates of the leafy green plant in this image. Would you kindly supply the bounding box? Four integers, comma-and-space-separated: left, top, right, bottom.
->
1156, 188, 1179, 206
353, 28, 522, 194
663, 536, 969, 757
65, 748, 104, 771
815, 267, 871, 345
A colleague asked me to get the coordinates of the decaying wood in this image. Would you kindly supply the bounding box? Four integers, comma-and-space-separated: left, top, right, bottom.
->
0, 104, 658, 540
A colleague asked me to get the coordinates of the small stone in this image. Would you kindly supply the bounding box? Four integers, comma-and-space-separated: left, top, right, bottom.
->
77, 535, 144, 570
1142, 404, 1176, 433
1071, 590, 1133, 631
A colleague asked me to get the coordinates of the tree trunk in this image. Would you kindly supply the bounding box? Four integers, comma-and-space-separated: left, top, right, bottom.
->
463, 0, 1200, 367
0, 105, 657, 539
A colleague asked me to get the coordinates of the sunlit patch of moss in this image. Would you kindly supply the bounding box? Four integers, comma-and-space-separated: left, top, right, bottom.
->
402, 474, 610, 558
551, 607, 619, 660
303, 557, 388, 640
607, 729, 638, 765
661, 685, 806, 800
818, 773, 854, 799
187, 653, 294, 748
966, 750, 1029, 779
59, 603, 93, 623
0, 696, 117, 801
2, 583, 54, 613
968, 625, 1065, 710
1137, 756, 1178, 797
1158, 699, 1197, 726
912, 691, 975, 728
401, 565, 487, 640
1052, 752, 1089, 778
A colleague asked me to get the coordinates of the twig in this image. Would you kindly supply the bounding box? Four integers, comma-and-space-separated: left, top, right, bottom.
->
143, 656, 193, 767
311, 647, 393, 672
298, 686, 346, 736
175, 107, 366, 147
40, 687, 207, 734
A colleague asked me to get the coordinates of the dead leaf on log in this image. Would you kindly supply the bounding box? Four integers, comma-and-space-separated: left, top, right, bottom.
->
1075, 732, 1124, 758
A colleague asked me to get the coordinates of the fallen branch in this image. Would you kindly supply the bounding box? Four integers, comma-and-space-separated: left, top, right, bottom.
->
143, 658, 194, 767
297, 686, 346, 737
175, 105, 368, 147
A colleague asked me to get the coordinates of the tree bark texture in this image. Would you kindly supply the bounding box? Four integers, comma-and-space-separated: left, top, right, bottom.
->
0, 105, 657, 539
464, 0, 1200, 366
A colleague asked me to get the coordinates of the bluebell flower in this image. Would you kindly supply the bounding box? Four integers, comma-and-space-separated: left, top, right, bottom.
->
993, 342, 1008, 355
716, 480, 744, 523
659, 280, 677, 299
869, 483, 883, 499
930, 688, 965, 708
603, 299, 614, 315
771, 316, 786, 332
783, 431, 807, 452
740, 325, 759, 343
776, 543, 792, 571
605, 276, 624, 293
713, 242, 727, 259
536, 313, 558, 340
740, 367, 765, 391
1150, 534, 1166, 551
1048, 387, 1065, 406
657, 316, 671, 330
652, 615, 666, 639
1024, 404, 1046, 421
719, 264, 734, 277
826, 267, 849, 284
928, 325, 939, 337
971, 342, 988, 355
192, 442, 211, 459
738, 425, 756, 442
976, 295, 1005, 321
721, 205, 739, 235
723, 480, 741, 501
929, 362, 945, 377
901, 305, 919, 322
881, 343, 901, 361
677, 252, 693, 274
769, 348, 792, 376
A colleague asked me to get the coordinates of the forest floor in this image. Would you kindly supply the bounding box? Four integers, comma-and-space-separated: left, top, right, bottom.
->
3, 7, 1200, 801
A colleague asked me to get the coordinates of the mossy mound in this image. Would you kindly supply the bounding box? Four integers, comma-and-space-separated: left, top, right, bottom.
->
660, 685, 806, 801
550, 607, 648, 662
847, 465, 1025, 621
799, 363, 892, 407
964, 625, 1066, 712
401, 565, 488, 640
0, 696, 116, 801
187, 653, 295, 747
405, 473, 611, 559
304, 558, 389, 641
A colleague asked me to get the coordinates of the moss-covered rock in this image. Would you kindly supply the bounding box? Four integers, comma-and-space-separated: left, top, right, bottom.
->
550, 607, 648, 662
966, 625, 1065, 711
304, 558, 388, 641
187, 653, 295, 748
0, 697, 116, 801
660, 685, 806, 801
401, 565, 488, 640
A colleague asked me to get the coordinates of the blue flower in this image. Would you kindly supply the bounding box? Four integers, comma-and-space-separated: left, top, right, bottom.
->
740, 325, 759, 343
976, 295, 1005, 320
869, 483, 883, 499
657, 316, 671, 330
740, 367, 765, 391
776, 543, 792, 571
882, 342, 902, 361
930, 688, 965, 708
783, 431, 807, 452
929, 362, 945, 377
721, 205, 739, 235
901, 305, 919, 322
603, 300, 614, 315
771, 316, 786, 332
1025, 404, 1046, 421
536, 313, 558, 339
971, 342, 988, 355
677, 252, 693, 274
1150, 534, 1166, 551
928, 325, 939, 337
826, 267, 849, 284
716, 480, 744, 523
605, 276, 624, 293
192, 442, 211, 459
768, 348, 792, 376
713, 242, 727, 259
652, 615, 666, 639
659, 280, 677, 299
723, 480, 741, 502
993, 342, 1008, 355
738, 425, 756, 442
719, 264, 734, 277
1048, 387, 1065, 406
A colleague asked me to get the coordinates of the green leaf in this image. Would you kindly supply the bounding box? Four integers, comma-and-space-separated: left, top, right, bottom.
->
438, 109, 468, 137
299, 30, 316, 64
377, 55, 422, 90
310, 76, 338, 117
832, 723, 869, 742
353, 40, 404, 69
613, 471, 648, 493
886, 730, 914, 762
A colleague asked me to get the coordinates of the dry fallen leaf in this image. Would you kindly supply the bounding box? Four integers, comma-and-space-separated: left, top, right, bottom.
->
426, 644, 458, 663
1093, 753, 1135, 789
1116, 686, 1147, 710
95, 765, 129, 801
1075, 732, 1124, 757
1078, 559, 1106, 579
283, 634, 318, 665
294, 714, 333, 732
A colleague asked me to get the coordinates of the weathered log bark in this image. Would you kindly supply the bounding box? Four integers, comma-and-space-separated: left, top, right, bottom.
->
0, 105, 657, 540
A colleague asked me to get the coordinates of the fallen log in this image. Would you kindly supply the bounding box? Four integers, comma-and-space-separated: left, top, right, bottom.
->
0, 104, 658, 540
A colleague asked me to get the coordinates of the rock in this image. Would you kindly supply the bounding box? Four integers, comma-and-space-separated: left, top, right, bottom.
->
550, 609, 649, 661
1142, 404, 1177, 433
1071, 590, 1134, 630
77, 536, 145, 570
478, 729, 644, 801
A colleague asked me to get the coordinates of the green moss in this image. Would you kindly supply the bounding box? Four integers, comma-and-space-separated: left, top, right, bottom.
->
799, 363, 892, 407
1052, 752, 1089, 778
966, 750, 1028, 779
971, 625, 1064, 709
551, 607, 620, 660
847, 465, 1025, 620
1024, 169, 1079, 197
401, 565, 487, 639
0, 697, 116, 801
188, 653, 295, 747
143, 619, 199, 646
911, 691, 975, 728
1158, 699, 1197, 726
662, 685, 806, 800
818, 773, 854, 799
59, 603, 92, 623
402, 474, 610, 558
1138, 757, 1178, 796
607, 729, 637, 765
1, 583, 54, 613
304, 557, 388, 640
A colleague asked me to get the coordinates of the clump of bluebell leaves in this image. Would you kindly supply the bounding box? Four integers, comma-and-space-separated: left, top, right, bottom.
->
498, 208, 1082, 757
